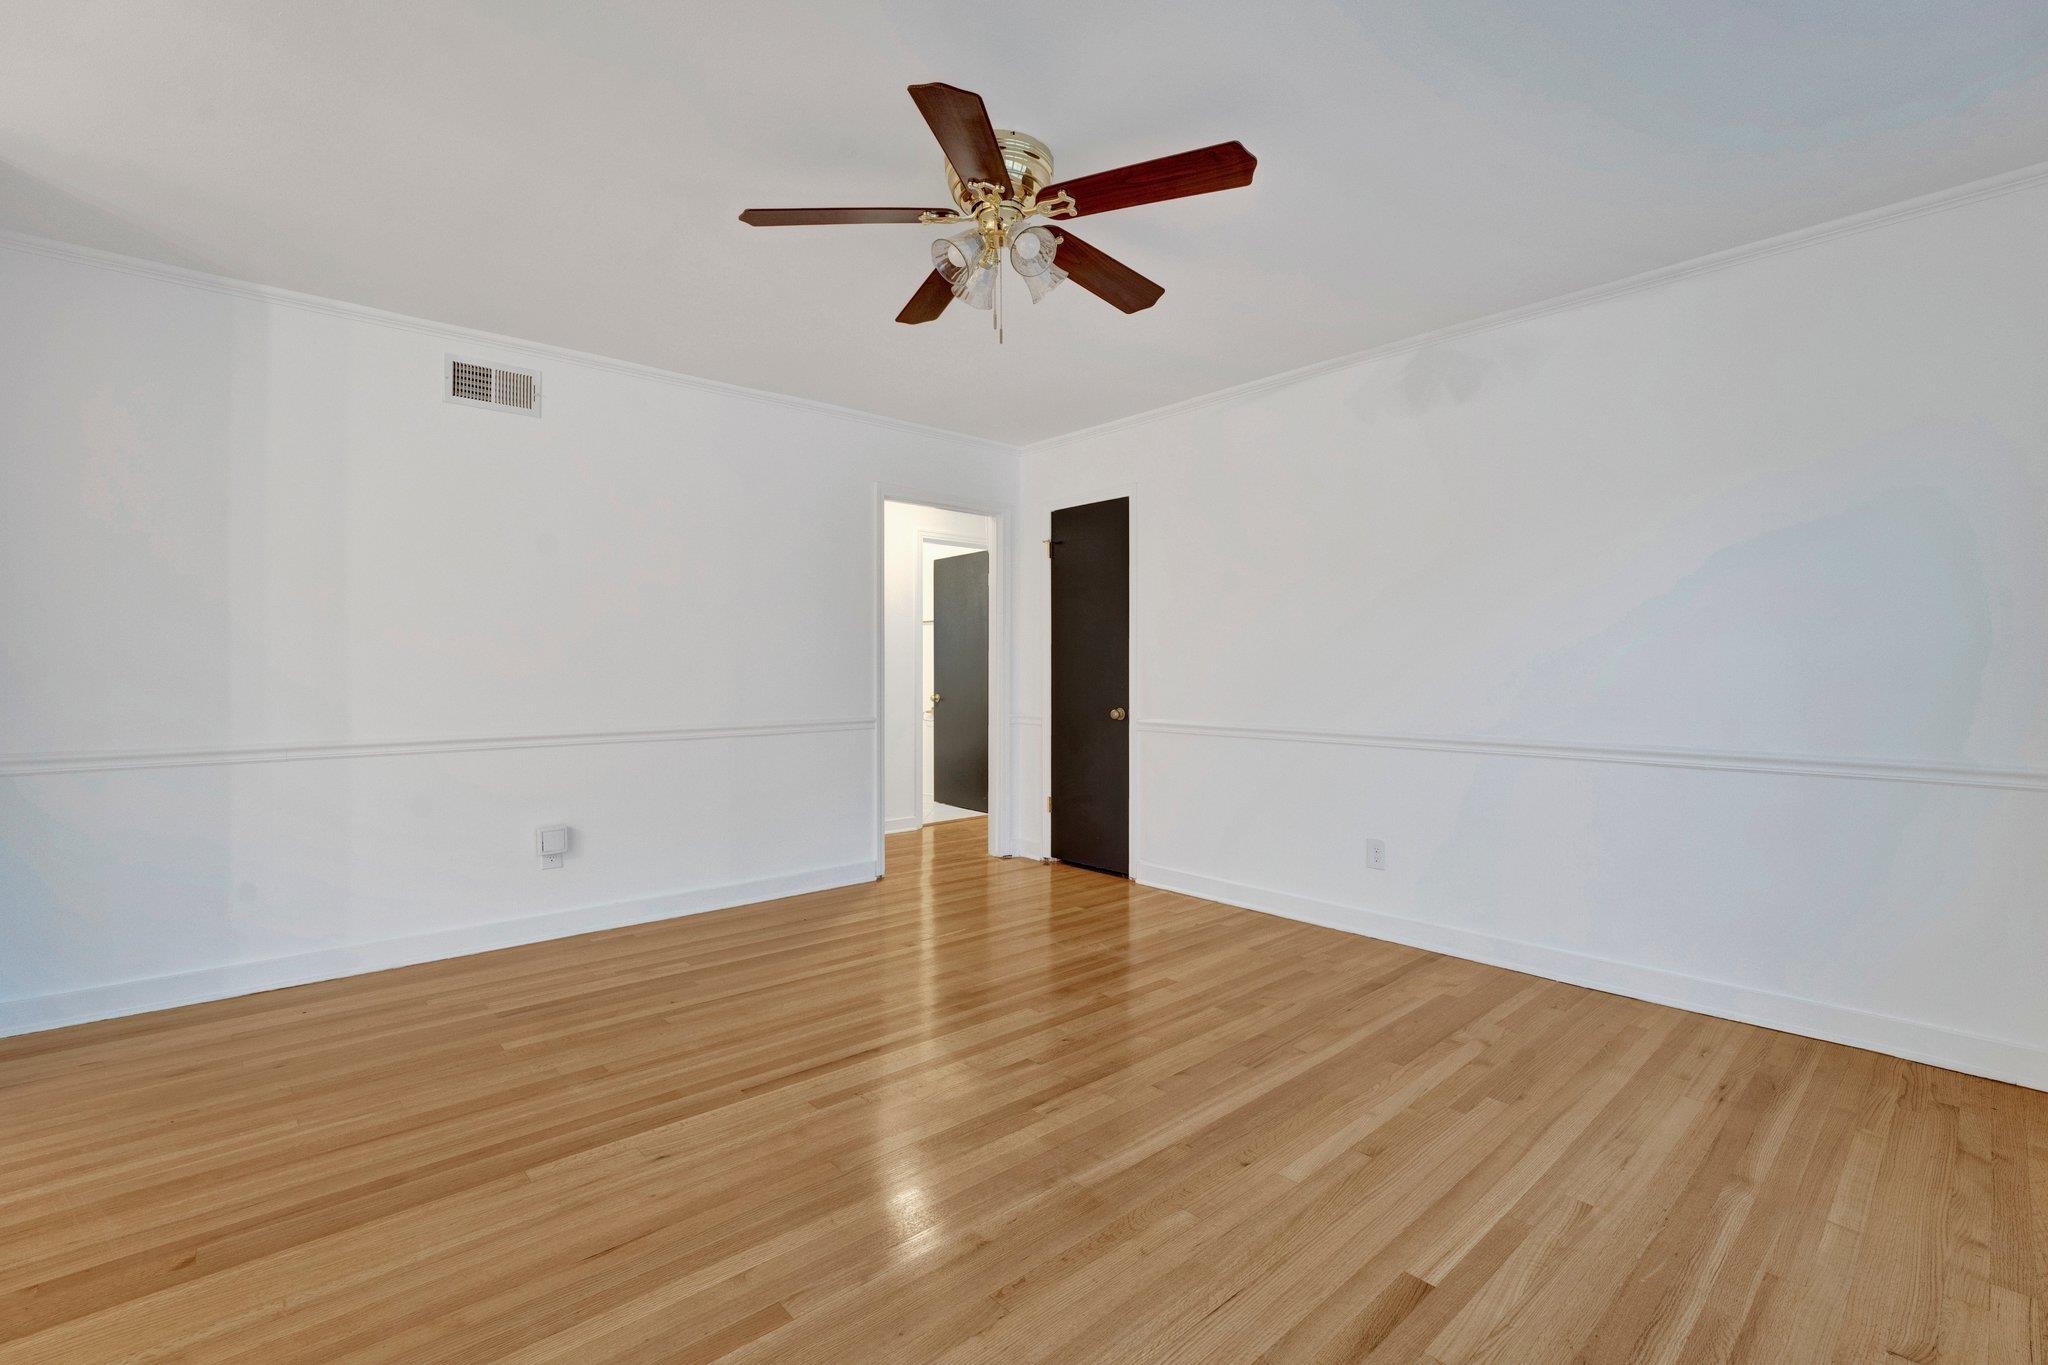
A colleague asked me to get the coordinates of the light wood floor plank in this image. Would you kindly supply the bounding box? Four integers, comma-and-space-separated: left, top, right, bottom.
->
1, 818, 2042, 1361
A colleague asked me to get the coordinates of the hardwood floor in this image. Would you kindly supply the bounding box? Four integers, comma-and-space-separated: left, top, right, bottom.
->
2, 818, 2043, 1362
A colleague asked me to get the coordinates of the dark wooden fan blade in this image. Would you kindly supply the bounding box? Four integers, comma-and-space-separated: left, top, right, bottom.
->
1052, 230, 1163, 314
908, 83, 1012, 196
1042, 141, 1256, 218
740, 207, 948, 226
896, 270, 954, 324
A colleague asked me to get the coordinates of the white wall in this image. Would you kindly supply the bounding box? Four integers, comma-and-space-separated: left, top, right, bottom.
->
881, 502, 991, 833
0, 234, 1016, 1033
1014, 178, 2048, 1089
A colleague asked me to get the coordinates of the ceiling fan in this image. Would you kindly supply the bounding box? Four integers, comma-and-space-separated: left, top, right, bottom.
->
739, 83, 1256, 339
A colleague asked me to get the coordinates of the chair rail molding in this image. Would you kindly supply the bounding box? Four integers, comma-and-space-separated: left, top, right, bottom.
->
1135, 720, 2048, 793
0, 718, 878, 777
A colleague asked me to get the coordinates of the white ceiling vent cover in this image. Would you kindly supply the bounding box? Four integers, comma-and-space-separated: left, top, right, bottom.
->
446, 357, 541, 415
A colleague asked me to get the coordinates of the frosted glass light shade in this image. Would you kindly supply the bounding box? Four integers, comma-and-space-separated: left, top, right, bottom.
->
931, 228, 981, 287
953, 262, 996, 310
1021, 261, 1066, 302
1009, 225, 1067, 303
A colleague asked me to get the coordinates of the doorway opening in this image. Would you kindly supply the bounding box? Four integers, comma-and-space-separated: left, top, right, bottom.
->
882, 500, 997, 863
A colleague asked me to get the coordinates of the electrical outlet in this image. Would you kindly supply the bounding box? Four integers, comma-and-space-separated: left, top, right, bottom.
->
1365, 838, 1387, 871
536, 825, 570, 870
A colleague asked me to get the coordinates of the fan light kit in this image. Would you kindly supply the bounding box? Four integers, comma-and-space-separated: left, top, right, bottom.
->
741, 84, 1257, 341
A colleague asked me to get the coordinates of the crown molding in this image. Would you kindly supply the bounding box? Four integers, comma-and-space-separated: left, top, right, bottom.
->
1026, 159, 2048, 454
0, 228, 1013, 455
1137, 720, 2048, 793
0, 718, 877, 777
11, 157, 2046, 455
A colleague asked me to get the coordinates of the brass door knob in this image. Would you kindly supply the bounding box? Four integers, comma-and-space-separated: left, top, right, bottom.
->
1109, 707, 1127, 721
930, 693, 941, 705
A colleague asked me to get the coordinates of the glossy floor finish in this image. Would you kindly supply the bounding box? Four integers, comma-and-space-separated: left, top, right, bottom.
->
3, 820, 2044, 1362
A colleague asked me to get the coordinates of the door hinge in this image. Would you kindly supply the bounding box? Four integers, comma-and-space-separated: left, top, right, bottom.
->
1043, 538, 1054, 559
1045, 795, 1052, 812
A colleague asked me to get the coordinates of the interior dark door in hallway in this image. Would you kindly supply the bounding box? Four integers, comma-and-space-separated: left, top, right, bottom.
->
1049, 497, 1129, 875
932, 550, 989, 813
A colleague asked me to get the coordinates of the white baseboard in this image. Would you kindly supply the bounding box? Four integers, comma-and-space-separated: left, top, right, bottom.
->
883, 815, 922, 835
1134, 861, 2048, 1093
1009, 839, 1048, 861
0, 859, 881, 1040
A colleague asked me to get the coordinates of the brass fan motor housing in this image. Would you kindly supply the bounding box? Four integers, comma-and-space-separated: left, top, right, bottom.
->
946, 129, 1055, 211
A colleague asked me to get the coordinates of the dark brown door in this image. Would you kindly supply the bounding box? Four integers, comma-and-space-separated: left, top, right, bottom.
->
1050, 497, 1129, 875
931, 551, 989, 813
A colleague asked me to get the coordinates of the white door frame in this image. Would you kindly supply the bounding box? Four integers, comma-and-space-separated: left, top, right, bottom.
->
915, 528, 994, 830
873, 486, 1011, 867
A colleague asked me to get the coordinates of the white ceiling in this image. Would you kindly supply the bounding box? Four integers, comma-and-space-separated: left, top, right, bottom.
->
6, 1, 2047, 445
